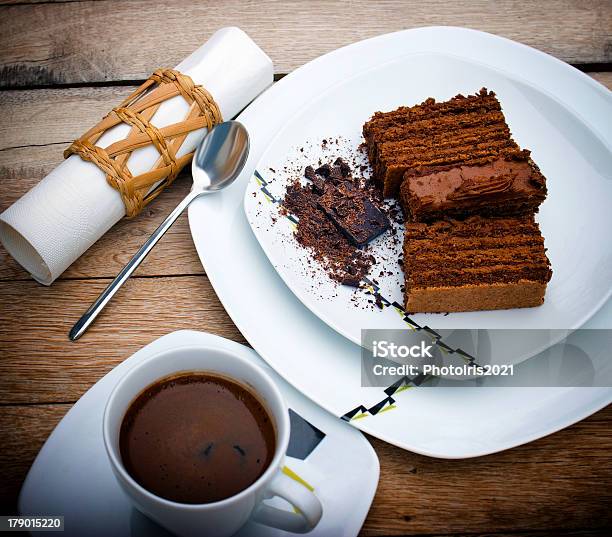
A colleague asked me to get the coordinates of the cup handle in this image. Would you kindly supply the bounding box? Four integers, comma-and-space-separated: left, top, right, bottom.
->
252, 469, 323, 533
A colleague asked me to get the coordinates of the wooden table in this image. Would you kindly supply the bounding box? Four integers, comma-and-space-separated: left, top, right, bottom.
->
1, 1, 611, 534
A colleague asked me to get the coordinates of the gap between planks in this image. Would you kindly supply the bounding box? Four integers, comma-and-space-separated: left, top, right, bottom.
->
0, 0, 611, 88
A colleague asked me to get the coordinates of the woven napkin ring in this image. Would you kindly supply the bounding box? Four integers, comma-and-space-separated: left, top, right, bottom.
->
64, 69, 222, 217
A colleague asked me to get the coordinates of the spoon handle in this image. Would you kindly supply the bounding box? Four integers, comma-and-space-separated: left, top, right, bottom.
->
69, 190, 200, 341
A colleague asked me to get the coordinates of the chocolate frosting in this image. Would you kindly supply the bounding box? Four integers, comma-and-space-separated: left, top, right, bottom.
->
402, 157, 546, 220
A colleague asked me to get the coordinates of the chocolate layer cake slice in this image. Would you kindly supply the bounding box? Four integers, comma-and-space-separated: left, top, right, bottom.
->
400, 155, 547, 221
363, 88, 531, 198
403, 215, 552, 313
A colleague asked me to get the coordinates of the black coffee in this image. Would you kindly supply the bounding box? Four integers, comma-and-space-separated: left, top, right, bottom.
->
119, 372, 276, 504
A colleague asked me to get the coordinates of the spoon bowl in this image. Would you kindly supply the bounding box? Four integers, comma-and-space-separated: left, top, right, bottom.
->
192, 121, 250, 193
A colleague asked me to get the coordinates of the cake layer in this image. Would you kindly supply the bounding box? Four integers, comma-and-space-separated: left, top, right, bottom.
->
400, 157, 547, 221
406, 282, 548, 313
363, 89, 503, 140
403, 216, 552, 313
363, 88, 527, 197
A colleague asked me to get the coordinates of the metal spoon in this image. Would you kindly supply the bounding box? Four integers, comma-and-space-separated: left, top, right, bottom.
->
69, 120, 250, 341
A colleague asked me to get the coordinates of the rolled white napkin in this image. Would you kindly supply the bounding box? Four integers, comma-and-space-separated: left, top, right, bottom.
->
0, 27, 272, 284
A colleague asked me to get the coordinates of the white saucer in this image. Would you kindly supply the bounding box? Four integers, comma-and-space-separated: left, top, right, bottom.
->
18, 331, 379, 537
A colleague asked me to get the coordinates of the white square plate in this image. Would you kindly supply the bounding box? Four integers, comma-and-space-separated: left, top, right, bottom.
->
189, 27, 612, 457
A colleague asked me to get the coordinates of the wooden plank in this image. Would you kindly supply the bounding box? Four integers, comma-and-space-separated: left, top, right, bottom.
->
5, 70, 612, 150
0, 404, 68, 513
591, 71, 612, 88
0, 85, 134, 151
1, 402, 610, 533
0, 275, 246, 404
0, 0, 611, 87
1, 72, 611, 280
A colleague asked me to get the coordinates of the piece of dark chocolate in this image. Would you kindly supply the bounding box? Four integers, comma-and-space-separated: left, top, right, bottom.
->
318, 182, 390, 247
328, 166, 345, 184
304, 165, 326, 194
315, 163, 331, 177
334, 157, 352, 177
306, 159, 353, 194
304, 165, 316, 181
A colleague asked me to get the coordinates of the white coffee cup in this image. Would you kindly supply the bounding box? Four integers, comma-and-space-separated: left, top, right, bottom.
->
103, 344, 323, 536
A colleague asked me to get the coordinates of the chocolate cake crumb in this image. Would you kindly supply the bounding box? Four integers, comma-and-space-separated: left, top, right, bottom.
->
282, 157, 389, 286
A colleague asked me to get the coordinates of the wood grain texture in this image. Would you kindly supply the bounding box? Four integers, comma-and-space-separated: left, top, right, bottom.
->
0, 275, 246, 404
1, 403, 610, 533
0, 404, 68, 513
366, 407, 612, 535
0, 0, 611, 87
590, 71, 612, 87
0, 85, 134, 150
0, 1, 79, 4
